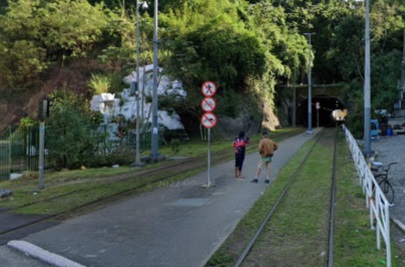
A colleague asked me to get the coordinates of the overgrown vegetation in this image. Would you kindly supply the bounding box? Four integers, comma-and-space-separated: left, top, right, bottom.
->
1, 0, 405, 140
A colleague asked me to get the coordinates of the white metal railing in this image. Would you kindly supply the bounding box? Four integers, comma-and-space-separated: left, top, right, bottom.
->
342, 124, 391, 267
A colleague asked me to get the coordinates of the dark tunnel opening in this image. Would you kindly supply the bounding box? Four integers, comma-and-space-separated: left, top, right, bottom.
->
298, 95, 347, 127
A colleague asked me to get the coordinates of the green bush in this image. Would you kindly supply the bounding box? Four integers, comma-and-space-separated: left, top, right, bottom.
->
89, 150, 135, 167
46, 91, 103, 170
88, 73, 110, 94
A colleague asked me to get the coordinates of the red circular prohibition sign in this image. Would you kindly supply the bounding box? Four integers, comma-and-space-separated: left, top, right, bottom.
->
201, 112, 217, 128
201, 81, 217, 97
201, 97, 216, 112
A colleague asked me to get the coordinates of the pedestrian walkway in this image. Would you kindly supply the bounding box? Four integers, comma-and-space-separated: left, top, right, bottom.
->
0, 129, 321, 267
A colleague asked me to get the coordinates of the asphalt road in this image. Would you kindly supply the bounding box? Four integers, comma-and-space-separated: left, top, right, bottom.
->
369, 134, 405, 231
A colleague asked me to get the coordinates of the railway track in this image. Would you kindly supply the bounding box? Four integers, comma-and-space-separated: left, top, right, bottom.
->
0, 129, 304, 245
232, 127, 339, 266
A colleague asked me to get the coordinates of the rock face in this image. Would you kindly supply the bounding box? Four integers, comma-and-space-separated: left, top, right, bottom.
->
261, 103, 281, 131
89, 65, 279, 140
215, 113, 262, 141
213, 101, 280, 140
90, 64, 187, 132
0, 63, 98, 134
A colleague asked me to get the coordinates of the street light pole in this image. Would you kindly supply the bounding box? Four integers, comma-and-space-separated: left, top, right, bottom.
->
292, 68, 297, 127
304, 32, 315, 134
363, 0, 371, 155
135, 1, 148, 165
400, 29, 405, 110
151, 0, 159, 159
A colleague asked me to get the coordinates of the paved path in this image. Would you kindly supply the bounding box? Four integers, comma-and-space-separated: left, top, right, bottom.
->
0, 130, 320, 267
369, 135, 405, 231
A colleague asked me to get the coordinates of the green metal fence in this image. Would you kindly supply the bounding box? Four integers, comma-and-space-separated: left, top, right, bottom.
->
0, 123, 169, 180
0, 126, 39, 180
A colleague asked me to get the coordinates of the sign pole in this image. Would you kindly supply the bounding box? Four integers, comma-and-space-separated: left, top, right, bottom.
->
207, 128, 211, 187
38, 121, 45, 189
38, 97, 49, 190
316, 102, 319, 128
201, 81, 217, 188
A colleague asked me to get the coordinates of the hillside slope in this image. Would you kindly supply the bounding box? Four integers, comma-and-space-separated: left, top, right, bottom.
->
0, 63, 105, 133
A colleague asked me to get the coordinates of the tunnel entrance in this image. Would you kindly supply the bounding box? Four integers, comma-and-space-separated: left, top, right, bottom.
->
298, 95, 347, 127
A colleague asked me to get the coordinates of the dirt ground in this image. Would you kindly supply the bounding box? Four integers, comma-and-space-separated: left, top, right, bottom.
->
0, 61, 108, 133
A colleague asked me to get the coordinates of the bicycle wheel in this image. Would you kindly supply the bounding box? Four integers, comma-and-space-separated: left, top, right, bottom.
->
374, 174, 386, 184
378, 179, 395, 205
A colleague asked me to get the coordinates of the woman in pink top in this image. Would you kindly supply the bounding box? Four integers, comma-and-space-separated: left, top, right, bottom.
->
232, 131, 250, 179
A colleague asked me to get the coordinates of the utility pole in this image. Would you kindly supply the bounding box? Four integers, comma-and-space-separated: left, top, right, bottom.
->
401, 28, 405, 92
363, 0, 371, 156
38, 97, 50, 189
292, 68, 297, 127
135, 0, 141, 165
134, 1, 148, 166
38, 121, 45, 189
399, 28, 405, 110
304, 32, 315, 134
151, 0, 159, 160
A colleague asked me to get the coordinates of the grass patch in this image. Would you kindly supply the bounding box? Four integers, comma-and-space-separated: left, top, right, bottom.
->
245, 131, 333, 266
333, 135, 391, 267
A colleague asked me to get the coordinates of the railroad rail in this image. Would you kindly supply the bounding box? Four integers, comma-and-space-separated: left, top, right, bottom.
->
233, 127, 338, 266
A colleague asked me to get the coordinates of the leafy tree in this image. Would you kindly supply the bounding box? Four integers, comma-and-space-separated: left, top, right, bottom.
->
2, 0, 405, 140
323, 0, 404, 134
0, 40, 47, 92
0, 0, 116, 92
98, 6, 154, 75
326, 14, 365, 82
45, 90, 104, 170
371, 50, 402, 112
41, 0, 111, 59
159, 0, 266, 134
244, 2, 308, 121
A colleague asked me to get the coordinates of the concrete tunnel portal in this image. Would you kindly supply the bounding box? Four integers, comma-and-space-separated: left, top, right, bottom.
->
298, 95, 347, 127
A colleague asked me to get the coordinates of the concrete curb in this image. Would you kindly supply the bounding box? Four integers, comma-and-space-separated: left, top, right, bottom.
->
7, 240, 85, 267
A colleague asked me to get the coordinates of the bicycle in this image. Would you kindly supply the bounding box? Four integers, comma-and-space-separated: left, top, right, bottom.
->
370, 161, 397, 205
